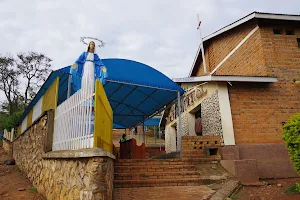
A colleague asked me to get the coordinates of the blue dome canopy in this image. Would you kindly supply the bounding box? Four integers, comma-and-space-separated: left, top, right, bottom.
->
17, 58, 184, 129
101, 58, 183, 128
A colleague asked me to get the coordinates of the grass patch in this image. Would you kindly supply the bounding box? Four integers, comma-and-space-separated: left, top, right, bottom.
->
285, 184, 300, 194
0, 138, 2, 146
29, 187, 38, 193
229, 193, 242, 200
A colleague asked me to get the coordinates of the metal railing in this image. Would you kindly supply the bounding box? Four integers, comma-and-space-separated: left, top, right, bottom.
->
52, 80, 113, 153
52, 89, 94, 151
126, 130, 165, 147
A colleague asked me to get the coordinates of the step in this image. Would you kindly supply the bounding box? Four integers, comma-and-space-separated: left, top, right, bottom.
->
116, 158, 183, 162
114, 164, 197, 173
114, 177, 217, 188
183, 158, 221, 165
114, 171, 201, 180
182, 151, 206, 156
114, 158, 221, 170
115, 157, 221, 165
115, 160, 187, 166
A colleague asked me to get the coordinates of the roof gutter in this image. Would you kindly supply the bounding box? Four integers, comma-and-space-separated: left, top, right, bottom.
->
173, 75, 278, 83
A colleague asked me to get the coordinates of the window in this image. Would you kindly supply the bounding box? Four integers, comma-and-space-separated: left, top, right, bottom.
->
273, 29, 282, 35
286, 30, 295, 35
297, 38, 300, 48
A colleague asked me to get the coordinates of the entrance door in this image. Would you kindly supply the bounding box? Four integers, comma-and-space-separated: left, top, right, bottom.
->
195, 108, 202, 136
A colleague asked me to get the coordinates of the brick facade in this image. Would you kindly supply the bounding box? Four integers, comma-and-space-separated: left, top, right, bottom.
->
182, 136, 222, 157
229, 22, 300, 144
191, 18, 300, 145
194, 21, 268, 77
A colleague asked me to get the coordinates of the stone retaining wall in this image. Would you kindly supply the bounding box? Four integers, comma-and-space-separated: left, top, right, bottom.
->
13, 112, 114, 200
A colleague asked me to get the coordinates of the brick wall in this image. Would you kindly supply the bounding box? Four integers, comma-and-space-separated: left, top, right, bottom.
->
182, 136, 222, 157
194, 20, 267, 77
229, 23, 300, 144
145, 146, 166, 159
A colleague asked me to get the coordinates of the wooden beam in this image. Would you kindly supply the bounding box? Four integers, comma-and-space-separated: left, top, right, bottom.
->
44, 109, 55, 152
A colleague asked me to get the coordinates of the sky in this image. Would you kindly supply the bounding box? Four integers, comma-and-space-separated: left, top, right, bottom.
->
0, 0, 299, 102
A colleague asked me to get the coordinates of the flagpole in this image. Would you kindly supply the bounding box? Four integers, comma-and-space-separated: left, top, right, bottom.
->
197, 14, 207, 73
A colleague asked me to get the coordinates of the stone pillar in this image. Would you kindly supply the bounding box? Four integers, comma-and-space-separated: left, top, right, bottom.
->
169, 126, 177, 152
187, 113, 196, 136
165, 126, 177, 153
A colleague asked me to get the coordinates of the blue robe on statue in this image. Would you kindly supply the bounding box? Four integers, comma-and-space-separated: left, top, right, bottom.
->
70, 52, 108, 95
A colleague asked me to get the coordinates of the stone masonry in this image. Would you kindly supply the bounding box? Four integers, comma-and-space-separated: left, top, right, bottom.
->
13, 113, 114, 200
201, 91, 223, 137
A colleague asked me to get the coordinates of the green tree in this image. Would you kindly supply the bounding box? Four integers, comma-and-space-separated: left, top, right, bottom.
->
283, 113, 300, 192
0, 55, 21, 115
0, 52, 51, 131
0, 111, 7, 130
17, 52, 52, 104
3, 111, 23, 130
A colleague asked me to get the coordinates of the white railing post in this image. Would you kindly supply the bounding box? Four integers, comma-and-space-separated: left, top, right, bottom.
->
4, 129, 7, 140
10, 128, 14, 142
52, 89, 95, 151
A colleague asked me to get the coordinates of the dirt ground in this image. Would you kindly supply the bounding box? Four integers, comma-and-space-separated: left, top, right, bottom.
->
0, 146, 45, 200
234, 178, 300, 200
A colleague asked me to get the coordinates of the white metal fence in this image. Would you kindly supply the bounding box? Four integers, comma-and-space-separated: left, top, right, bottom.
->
126, 130, 165, 147
3, 128, 15, 142
52, 89, 94, 151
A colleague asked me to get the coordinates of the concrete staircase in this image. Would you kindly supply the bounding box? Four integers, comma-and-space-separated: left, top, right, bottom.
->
114, 158, 220, 188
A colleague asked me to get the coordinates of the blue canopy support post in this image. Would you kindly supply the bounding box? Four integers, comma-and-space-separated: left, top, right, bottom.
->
154, 126, 156, 144
177, 91, 182, 159
143, 118, 145, 145
67, 74, 71, 98
159, 127, 161, 151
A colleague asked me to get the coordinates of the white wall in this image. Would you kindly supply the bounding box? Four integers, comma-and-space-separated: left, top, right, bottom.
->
218, 82, 235, 145
21, 116, 28, 133
32, 97, 43, 122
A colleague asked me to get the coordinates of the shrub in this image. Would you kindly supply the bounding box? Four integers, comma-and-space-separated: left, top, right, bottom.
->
3, 111, 23, 130
283, 113, 300, 192
285, 184, 300, 194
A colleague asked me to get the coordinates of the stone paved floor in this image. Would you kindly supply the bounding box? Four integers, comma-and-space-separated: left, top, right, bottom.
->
113, 186, 215, 200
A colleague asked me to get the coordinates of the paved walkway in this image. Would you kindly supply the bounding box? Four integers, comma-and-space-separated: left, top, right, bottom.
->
113, 186, 215, 200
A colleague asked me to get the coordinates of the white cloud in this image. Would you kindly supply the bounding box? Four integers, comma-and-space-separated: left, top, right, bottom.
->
0, 0, 300, 101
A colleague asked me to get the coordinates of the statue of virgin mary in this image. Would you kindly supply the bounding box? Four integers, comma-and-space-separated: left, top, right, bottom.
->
70, 41, 107, 95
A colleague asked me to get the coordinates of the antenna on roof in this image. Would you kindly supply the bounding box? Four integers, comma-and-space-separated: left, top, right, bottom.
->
197, 13, 207, 74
